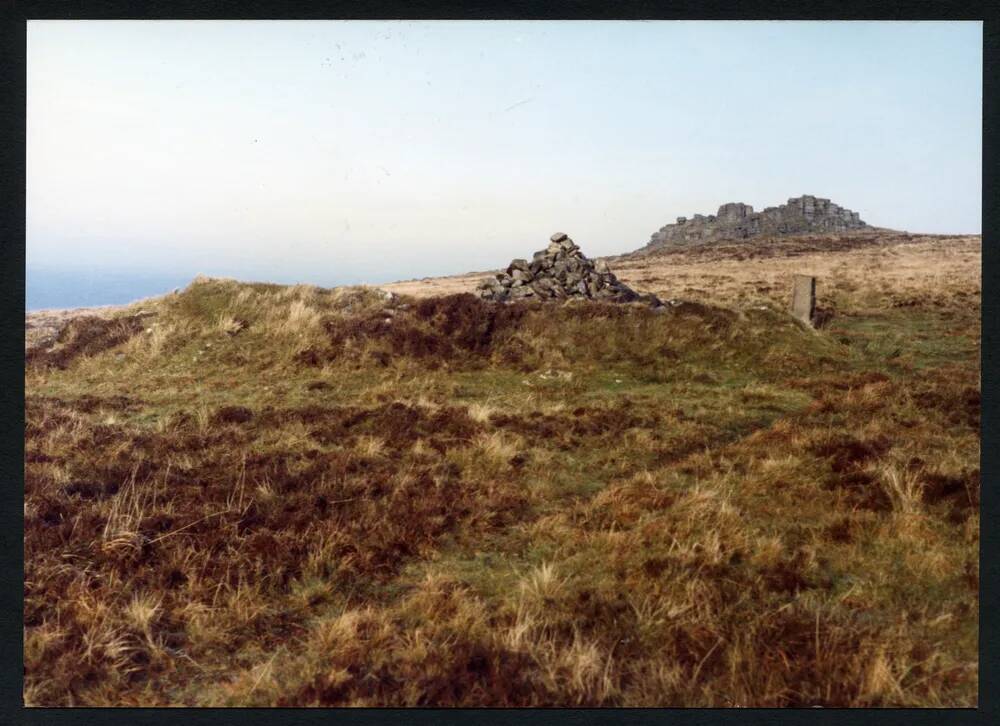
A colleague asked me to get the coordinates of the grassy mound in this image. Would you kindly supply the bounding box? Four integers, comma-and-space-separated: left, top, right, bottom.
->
24, 276, 979, 706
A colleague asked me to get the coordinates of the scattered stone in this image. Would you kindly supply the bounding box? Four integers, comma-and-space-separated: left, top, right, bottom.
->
477, 233, 662, 307
539, 369, 573, 381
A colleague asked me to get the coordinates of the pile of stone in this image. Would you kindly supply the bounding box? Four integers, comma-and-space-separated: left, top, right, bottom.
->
477, 233, 661, 306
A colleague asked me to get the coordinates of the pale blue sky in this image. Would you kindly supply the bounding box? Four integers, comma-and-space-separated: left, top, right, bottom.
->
27, 20, 982, 288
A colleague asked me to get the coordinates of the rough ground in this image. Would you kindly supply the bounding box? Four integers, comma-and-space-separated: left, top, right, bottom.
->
382, 231, 978, 305
26, 301, 159, 351
24, 232, 980, 706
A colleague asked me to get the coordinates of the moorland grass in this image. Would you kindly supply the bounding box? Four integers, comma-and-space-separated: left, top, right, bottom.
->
24, 244, 980, 706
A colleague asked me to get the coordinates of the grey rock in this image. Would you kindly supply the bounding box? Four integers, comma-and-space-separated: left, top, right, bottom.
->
790, 274, 816, 326
643, 195, 871, 251
477, 233, 663, 307
550, 232, 568, 243
508, 285, 529, 298
530, 281, 554, 297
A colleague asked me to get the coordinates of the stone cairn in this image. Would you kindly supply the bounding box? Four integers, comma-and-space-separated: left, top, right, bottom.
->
477, 233, 662, 306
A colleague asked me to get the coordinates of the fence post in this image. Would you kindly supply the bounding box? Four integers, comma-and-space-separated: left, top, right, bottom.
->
791, 275, 816, 326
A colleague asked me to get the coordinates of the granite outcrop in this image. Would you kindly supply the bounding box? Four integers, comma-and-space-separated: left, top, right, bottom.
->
643, 195, 870, 251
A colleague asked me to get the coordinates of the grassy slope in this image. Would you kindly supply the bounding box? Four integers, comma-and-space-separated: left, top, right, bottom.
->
24, 241, 980, 706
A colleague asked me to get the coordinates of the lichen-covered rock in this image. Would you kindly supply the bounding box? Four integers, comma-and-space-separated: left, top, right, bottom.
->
477, 234, 662, 307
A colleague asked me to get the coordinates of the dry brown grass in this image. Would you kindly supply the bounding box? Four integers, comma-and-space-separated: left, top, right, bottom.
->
382, 232, 980, 318
23, 233, 980, 706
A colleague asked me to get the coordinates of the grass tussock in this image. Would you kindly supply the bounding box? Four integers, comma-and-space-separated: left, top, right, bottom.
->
24, 239, 980, 706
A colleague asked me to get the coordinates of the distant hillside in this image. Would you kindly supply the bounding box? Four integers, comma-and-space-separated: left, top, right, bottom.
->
639, 195, 877, 253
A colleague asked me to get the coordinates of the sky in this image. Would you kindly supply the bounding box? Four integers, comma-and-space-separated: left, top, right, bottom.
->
27, 20, 982, 292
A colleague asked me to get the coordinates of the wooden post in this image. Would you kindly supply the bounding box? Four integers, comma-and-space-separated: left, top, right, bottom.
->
791, 275, 816, 326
